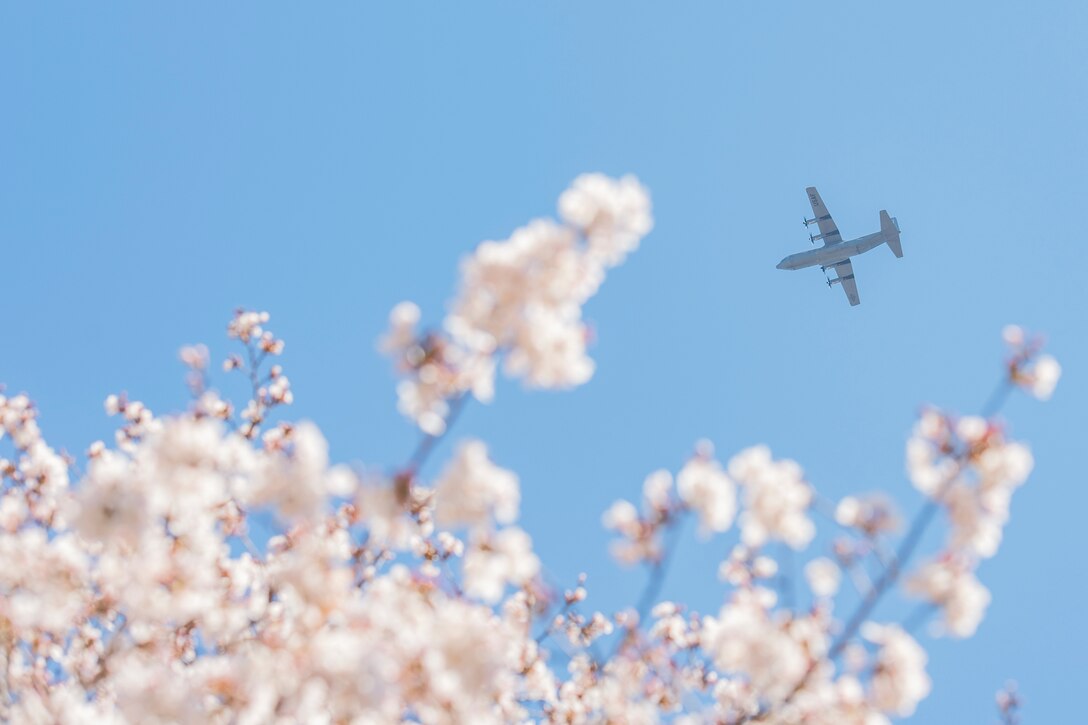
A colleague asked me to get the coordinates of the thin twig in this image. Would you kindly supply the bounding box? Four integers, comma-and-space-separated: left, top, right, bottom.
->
981, 379, 1013, 418
534, 599, 575, 644
636, 514, 685, 624
826, 490, 947, 661
610, 512, 686, 659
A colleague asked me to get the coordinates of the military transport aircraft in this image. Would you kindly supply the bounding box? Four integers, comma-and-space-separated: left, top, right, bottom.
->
776, 187, 902, 306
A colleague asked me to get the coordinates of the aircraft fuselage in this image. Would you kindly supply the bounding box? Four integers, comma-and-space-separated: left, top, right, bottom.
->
776, 231, 886, 271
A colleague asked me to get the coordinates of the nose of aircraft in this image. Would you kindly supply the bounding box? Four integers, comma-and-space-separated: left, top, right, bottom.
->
776, 258, 790, 270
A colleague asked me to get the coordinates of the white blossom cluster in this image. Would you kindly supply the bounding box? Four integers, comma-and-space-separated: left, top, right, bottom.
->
382, 173, 653, 435
0, 177, 1059, 724
602, 442, 815, 567
903, 408, 1035, 638
598, 443, 937, 721
1002, 324, 1061, 401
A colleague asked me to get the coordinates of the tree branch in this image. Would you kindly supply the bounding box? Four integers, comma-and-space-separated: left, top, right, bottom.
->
739, 375, 1016, 724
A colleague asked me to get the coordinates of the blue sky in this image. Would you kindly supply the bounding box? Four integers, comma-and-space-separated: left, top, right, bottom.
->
2, 3, 1085, 721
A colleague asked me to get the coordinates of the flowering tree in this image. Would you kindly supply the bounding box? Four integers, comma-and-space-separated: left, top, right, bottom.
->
0, 175, 1060, 724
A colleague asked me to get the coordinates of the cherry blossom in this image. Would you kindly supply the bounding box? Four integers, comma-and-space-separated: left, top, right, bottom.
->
863, 624, 932, 717
433, 439, 520, 531
0, 179, 1058, 724
677, 443, 737, 536
384, 174, 653, 434
804, 557, 842, 599
728, 445, 815, 550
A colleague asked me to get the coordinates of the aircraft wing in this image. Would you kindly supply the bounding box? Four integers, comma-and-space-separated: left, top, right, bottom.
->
827, 258, 860, 306
806, 187, 843, 246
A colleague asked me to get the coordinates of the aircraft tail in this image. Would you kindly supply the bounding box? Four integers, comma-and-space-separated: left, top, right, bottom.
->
880, 210, 903, 258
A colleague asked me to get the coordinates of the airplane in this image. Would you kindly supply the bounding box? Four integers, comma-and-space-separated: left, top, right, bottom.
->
776, 187, 902, 306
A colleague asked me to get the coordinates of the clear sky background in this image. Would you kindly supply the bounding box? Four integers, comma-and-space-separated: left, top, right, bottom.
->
2, 3, 1085, 722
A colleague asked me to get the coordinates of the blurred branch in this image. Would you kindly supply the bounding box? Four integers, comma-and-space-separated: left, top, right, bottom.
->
405, 393, 469, 474
826, 483, 950, 662
901, 601, 938, 636
636, 515, 684, 623
981, 379, 1013, 418
611, 511, 686, 659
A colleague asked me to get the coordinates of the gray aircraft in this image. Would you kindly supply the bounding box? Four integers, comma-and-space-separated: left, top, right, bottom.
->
777, 187, 902, 306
